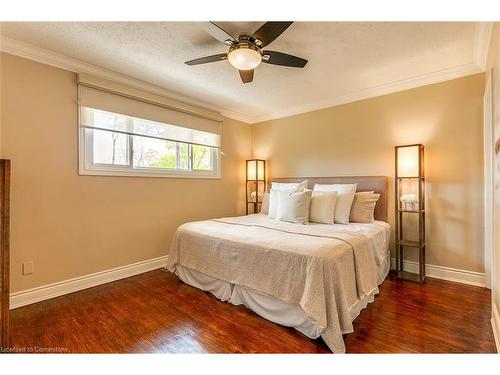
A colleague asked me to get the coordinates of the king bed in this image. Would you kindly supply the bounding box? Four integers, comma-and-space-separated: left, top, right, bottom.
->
165, 176, 390, 353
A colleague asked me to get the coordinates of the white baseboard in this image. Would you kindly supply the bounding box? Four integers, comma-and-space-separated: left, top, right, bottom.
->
9, 256, 486, 309
10, 255, 167, 309
493, 303, 500, 353
391, 259, 487, 287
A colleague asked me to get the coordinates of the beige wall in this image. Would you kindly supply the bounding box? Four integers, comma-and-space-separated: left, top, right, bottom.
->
0, 53, 251, 293
0, 49, 490, 292
252, 73, 485, 273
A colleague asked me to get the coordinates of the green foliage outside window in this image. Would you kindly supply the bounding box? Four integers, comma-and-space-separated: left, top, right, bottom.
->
152, 143, 211, 170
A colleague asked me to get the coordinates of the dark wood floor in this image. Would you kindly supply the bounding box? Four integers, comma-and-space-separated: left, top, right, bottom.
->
8, 269, 496, 353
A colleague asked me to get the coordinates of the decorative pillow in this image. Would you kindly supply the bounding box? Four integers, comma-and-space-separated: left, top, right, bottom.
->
276, 190, 311, 224
260, 192, 269, 214
349, 191, 380, 223
309, 190, 338, 224
268, 180, 308, 219
268, 189, 280, 219
271, 182, 299, 191
271, 180, 308, 192
313, 183, 357, 224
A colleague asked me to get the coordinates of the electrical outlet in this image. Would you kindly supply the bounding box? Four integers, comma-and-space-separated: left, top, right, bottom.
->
23, 261, 34, 275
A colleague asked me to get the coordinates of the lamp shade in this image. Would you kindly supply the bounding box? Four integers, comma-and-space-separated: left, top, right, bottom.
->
246, 159, 265, 181
246, 159, 266, 214
228, 47, 262, 70
397, 145, 420, 177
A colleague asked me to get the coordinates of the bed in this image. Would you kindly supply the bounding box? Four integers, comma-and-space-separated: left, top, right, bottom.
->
165, 176, 390, 353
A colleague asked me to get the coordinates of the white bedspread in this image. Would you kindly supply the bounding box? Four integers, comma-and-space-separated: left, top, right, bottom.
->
166, 214, 390, 353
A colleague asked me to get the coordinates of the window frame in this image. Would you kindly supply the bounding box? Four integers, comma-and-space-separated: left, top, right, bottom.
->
78, 110, 221, 179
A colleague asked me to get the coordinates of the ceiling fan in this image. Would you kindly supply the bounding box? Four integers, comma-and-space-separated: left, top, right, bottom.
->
185, 22, 308, 84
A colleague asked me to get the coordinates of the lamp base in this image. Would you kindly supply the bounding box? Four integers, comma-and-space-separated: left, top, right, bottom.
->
404, 202, 415, 211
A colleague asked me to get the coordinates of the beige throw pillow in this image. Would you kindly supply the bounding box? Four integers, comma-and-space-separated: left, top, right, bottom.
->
276, 190, 311, 224
349, 191, 380, 223
313, 183, 357, 224
309, 190, 338, 224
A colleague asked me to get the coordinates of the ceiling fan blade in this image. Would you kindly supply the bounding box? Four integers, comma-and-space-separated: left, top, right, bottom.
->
251, 22, 293, 48
239, 69, 254, 83
199, 22, 237, 44
185, 53, 228, 65
262, 50, 308, 68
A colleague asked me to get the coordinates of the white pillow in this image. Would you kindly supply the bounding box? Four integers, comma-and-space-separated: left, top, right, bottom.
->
260, 192, 269, 214
268, 189, 280, 219
313, 183, 357, 224
276, 191, 311, 224
271, 180, 308, 192
271, 182, 298, 191
268, 180, 308, 219
309, 190, 338, 224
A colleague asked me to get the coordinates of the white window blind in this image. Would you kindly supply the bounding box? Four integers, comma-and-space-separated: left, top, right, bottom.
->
78, 83, 221, 148
77, 74, 223, 178
80, 105, 220, 148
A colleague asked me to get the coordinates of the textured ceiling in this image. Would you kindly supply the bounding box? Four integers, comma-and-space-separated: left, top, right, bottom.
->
0, 22, 483, 123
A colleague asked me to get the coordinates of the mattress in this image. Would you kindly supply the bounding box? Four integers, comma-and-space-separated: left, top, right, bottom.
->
166, 214, 391, 353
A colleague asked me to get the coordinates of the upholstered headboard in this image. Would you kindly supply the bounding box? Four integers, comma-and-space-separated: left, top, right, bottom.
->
270, 176, 388, 222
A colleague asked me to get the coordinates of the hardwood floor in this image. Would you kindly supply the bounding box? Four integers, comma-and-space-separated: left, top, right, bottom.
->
9, 270, 496, 353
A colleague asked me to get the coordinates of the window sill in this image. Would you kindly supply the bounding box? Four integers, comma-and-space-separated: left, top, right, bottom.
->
79, 166, 221, 179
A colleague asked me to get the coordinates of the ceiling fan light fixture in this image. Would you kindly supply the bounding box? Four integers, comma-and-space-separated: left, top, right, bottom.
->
227, 45, 262, 70
186, 22, 307, 83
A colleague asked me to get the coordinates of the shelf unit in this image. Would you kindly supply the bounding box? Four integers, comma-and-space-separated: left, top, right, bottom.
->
395, 144, 426, 283
246, 159, 266, 215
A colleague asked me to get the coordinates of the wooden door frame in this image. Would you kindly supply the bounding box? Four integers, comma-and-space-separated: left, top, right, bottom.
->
0, 159, 10, 350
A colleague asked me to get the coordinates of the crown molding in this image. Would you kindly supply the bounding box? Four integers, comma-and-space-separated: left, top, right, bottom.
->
0, 35, 254, 124
473, 22, 493, 70
1, 24, 489, 125
218, 109, 254, 124
248, 62, 482, 123
240, 21, 491, 123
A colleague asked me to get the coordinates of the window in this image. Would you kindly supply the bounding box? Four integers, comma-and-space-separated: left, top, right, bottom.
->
79, 107, 220, 178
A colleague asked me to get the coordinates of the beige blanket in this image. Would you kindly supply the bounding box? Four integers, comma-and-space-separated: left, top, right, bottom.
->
166, 214, 381, 353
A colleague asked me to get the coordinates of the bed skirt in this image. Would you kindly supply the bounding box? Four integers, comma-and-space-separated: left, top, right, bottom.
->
171, 250, 390, 349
